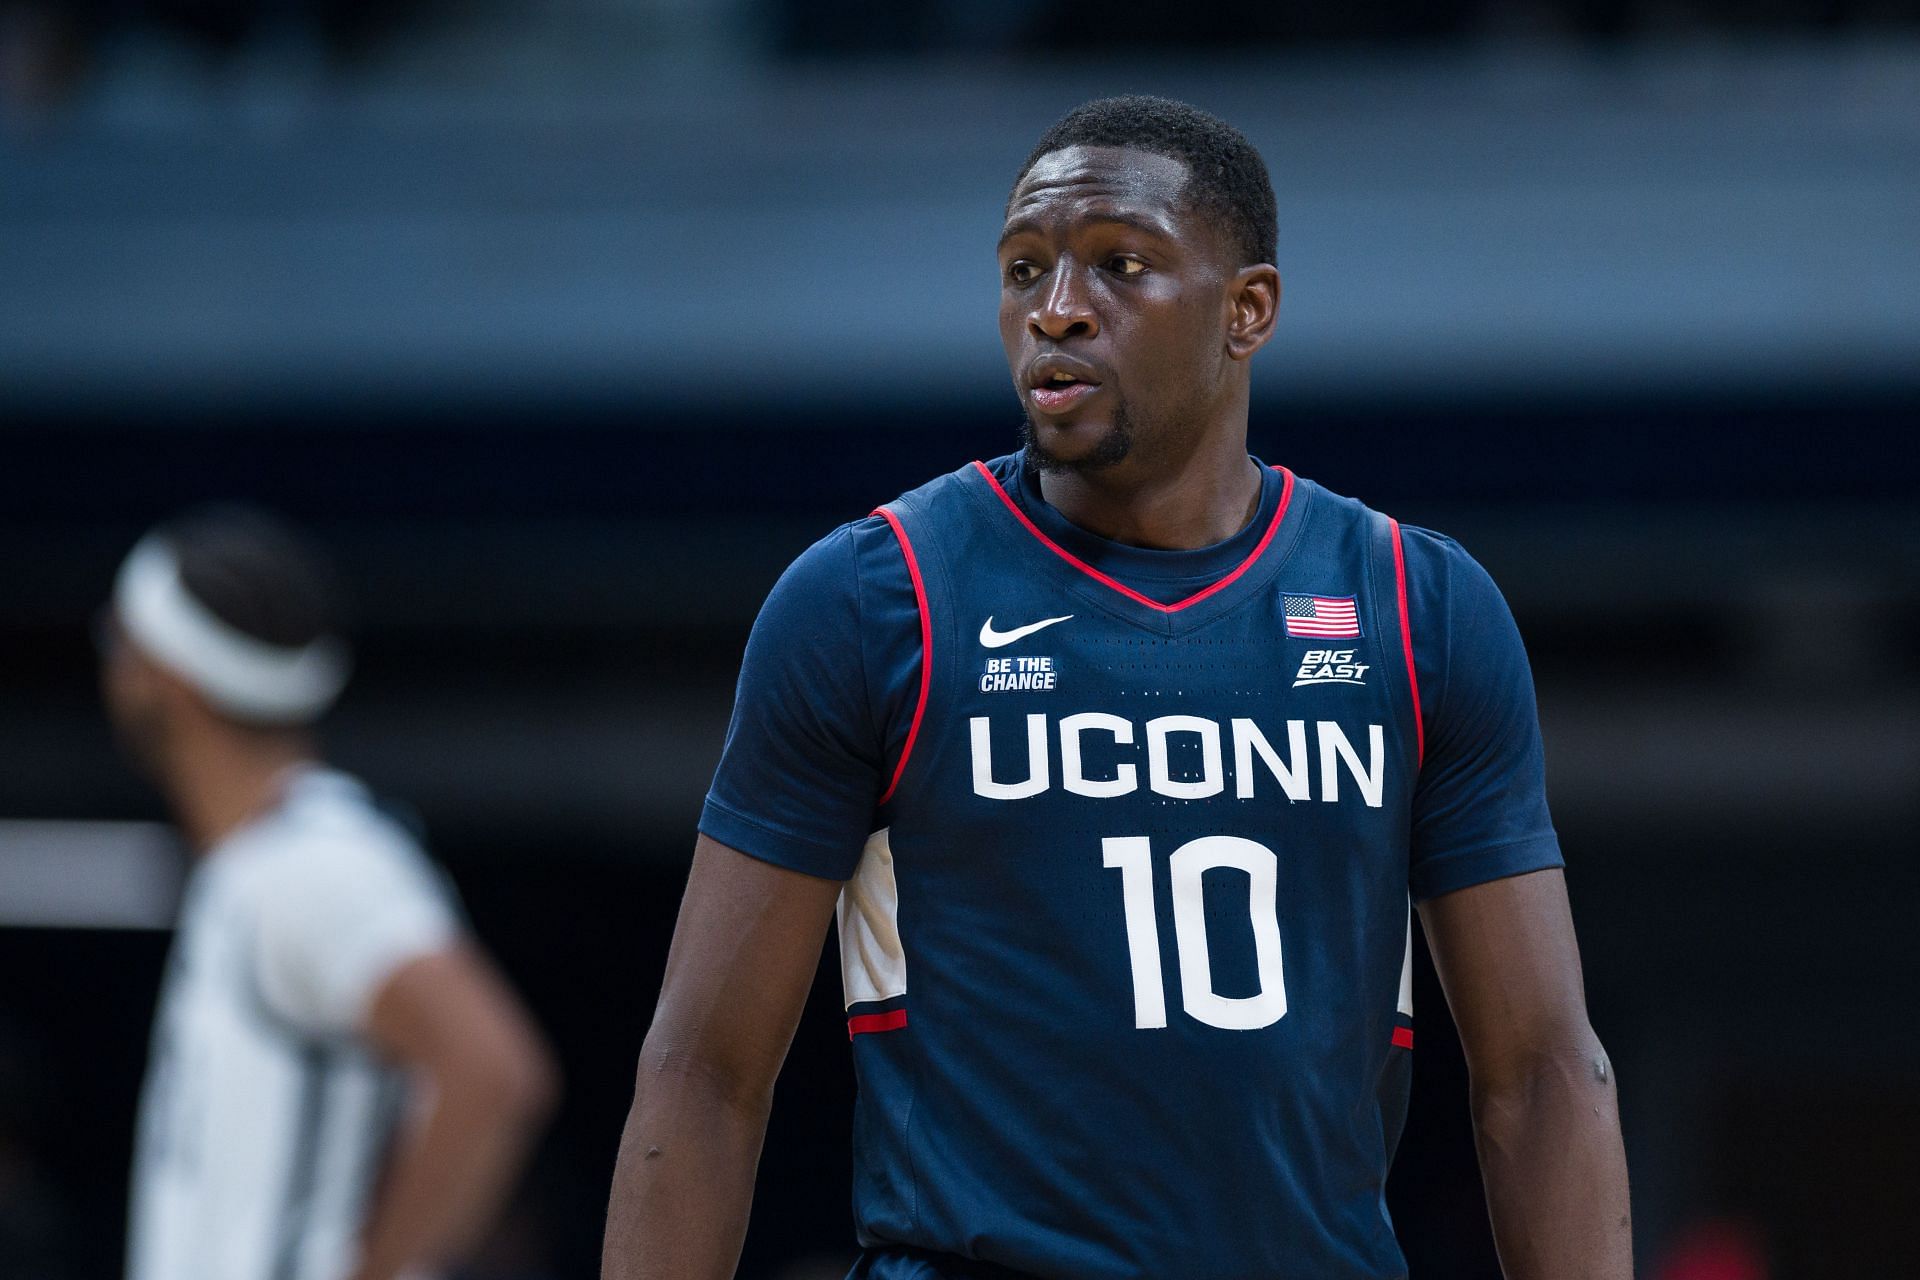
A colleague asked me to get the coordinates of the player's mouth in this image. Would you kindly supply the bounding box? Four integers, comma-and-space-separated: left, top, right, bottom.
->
1027, 356, 1104, 415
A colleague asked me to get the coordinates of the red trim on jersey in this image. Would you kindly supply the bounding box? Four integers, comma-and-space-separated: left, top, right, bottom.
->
848, 1009, 910, 1038
971, 460, 1295, 614
873, 506, 932, 805
1391, 1025, 1414, 1050
1389, 518, 1425, 768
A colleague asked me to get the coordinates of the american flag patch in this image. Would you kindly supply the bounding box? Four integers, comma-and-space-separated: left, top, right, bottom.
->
1283, 594, 1362, 638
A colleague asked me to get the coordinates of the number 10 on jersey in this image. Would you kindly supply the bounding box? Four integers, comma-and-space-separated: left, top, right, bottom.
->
1103, 836, 1289, 1032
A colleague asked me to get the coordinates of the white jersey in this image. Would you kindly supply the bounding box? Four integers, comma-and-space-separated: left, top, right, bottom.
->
128, 767, 458, 1280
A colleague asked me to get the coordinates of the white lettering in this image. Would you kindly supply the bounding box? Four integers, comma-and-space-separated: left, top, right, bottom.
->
1231, 718, 1310, 802
1101, 836, 1167, 1027
1146, 715, 1224, 799
970, 714, 1050, 799
1168, 836, 1288, 1030
967, 714, 1388, 804
1060, 712, 1138, 798
978, 670, 1057, 691
1317, 721, 1384, 808
1294, 648, 1370, 686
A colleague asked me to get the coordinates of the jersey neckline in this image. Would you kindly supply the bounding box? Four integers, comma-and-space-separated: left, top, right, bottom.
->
973, 451, 1298, 615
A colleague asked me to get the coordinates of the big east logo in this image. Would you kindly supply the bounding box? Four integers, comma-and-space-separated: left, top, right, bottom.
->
1294, 648, 1369, 688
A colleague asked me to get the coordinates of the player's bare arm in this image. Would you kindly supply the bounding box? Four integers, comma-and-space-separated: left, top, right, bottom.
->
354, 943, 560, 1280
602, 835, 843, 1280
1421, 868, 1632, 1279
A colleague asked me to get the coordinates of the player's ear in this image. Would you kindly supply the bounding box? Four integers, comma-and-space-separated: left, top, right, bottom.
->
1225, 264, 1280, 362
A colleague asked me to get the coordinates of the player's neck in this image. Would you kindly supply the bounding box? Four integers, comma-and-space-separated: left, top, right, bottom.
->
164, 725, 317, 855
1036, 430, 1263, 551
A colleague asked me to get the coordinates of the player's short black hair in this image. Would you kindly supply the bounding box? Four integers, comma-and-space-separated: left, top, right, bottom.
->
1013, 95, 1277, 267
158, 506, 345, 649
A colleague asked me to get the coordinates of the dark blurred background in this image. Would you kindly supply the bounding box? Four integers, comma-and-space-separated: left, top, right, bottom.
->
2, 2, 1917, 1278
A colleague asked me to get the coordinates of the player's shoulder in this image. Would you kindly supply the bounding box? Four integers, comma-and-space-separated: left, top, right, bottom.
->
1385, 519, 1522, 664
881, 452, 1003, 520
1279, 470, 1396, 553
1394, 521, 1480, 579
1390, 520, 1508, 606
770, 513, 902, 620
232, 769, 441, 900
772, 454, 993, 603
1286, 473, 1510, 643
1287, 472, 1485, 577
1281, 470, 1411, 542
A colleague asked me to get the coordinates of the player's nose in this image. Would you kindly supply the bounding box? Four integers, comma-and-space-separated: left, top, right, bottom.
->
1029, 260, 1098, 342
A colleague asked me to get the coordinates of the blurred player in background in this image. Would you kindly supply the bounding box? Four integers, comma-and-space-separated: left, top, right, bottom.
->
604, 97, 1629, 1279
100, 508, 559, 1280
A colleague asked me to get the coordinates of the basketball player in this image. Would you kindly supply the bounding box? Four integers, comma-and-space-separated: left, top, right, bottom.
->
603, 97, 1630, 1279
101, 509, 559, 1280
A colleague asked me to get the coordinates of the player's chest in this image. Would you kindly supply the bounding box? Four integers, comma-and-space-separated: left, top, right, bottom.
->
909, 606, 1412, 826
162, 873, 289, 1040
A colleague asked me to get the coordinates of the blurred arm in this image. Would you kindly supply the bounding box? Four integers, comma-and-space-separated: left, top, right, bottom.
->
601, 833, 844, 1280
1419, 868, 1631, 1280
351, 943, 560, 1280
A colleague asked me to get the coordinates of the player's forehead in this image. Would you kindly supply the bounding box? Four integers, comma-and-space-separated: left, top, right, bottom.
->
1000, 145, 1191, 247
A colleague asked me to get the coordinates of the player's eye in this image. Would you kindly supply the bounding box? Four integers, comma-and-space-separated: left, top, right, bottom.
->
1006, 261, 1042, 286
1107, 255, 1147, 277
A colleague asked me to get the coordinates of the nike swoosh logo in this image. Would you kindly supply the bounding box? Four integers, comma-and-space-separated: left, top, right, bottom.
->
979, 614, 1074, 648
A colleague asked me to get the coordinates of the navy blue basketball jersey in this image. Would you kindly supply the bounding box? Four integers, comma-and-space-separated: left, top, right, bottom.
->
701, 452, 1563, 1280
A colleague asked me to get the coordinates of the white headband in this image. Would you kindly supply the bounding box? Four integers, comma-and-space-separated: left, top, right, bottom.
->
113, 535, 350, 725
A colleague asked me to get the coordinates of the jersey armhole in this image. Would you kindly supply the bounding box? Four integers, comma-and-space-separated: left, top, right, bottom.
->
872, 505, 932, 804
1388, 517, 1425, 769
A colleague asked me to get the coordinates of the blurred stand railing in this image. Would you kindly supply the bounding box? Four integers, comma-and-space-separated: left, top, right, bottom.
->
4, 40, 1918, 411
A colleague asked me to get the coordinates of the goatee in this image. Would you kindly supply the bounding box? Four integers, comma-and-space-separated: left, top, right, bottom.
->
1019, 404, 1135, 476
